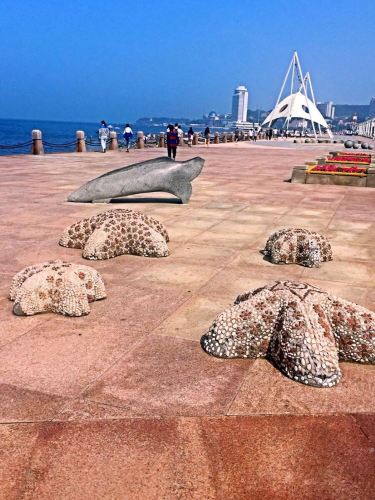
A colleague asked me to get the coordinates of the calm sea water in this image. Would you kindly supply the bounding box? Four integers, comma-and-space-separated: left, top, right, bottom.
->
0, 118, 213, 156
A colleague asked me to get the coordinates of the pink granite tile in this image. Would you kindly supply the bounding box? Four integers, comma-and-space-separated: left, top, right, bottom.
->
0, 298, 52, 348
201, 415, 375, 499
0, 315, 145, 397
82, 335, 251, 416
0, 384, 66, 423
5, 419, 217, 499
229, 359, 375, 416
0, 424, 40, 499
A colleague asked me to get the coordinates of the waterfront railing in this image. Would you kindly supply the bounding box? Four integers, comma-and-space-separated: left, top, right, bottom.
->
0, 129, 266, 156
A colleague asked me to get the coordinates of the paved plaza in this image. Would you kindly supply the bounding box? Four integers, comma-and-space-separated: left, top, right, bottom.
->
0, 142, 374, 499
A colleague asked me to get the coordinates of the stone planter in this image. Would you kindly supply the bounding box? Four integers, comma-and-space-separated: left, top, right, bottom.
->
291, 165, 375, 187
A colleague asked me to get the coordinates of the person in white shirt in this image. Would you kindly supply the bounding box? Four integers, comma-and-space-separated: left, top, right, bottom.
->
177, 125, 184, 146
123, 124, 133, 152
98, 120, 109, 153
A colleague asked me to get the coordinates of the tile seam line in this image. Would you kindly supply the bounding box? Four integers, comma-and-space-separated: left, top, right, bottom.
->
0, 332, 150, 409
50, 334, 149, 421
349, 413, 375, 448
149, 248, 243, 333
0, 317, 53, 353
225, 361, 257, 416
0, 412, 372, 426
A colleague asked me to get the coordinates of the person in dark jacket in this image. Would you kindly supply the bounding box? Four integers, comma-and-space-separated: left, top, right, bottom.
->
234, 128, 240, 143
166, 124, 179, 159
204, 126, 210, 146
187, 126, 194, 147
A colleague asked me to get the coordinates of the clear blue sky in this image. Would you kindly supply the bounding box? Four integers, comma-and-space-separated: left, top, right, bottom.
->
2, 0, 374, 122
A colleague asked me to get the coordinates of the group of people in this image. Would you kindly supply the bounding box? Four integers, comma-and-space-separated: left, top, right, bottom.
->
97, 121, 210, 159
98, 120, 133, 153
166, 123, 201, 159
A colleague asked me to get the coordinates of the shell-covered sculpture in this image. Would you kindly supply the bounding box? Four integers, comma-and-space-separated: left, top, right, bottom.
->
263, 228, 333, 267
10, 260, 106, 316
59, 209, 169, 260
201, 281, 375, 388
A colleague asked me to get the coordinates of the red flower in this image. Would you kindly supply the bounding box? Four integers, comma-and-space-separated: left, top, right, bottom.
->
327, 153, 371, 165
309, 164, 367, 175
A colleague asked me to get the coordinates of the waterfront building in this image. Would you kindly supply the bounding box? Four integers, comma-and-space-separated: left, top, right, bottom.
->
317, 101, 335, 119
206, 111, 221, 127
232, 85, 249, 123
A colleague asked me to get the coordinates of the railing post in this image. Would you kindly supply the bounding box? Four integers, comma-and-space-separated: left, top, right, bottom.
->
32, 129, 44, 155
109, 130, 118, 151
193, 132, 198, 145
137, 131, 145, 149
223, 133, 227, 143
158, 132, 165, 148
214, 131, 219, 144
76, 130, 86, 153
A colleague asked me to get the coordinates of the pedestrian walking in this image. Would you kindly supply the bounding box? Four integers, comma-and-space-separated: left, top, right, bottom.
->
187, 126, 194, 147
177, 125, 184, 146
98, 120, 109, 153
234, 128, 240, 143
123, 123, 133, 152
166, 124, 179, 160
204, 126, 210, 146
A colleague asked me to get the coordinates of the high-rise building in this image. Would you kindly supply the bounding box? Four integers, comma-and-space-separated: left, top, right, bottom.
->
232, 85, 249, 122
317, 101, 335, 119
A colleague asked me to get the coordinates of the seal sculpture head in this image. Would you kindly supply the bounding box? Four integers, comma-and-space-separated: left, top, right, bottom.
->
67, 156, 205, 204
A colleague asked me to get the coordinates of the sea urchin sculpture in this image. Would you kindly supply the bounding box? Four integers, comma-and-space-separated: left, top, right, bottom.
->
201, 281, 374, 388
10, 261, 106, 316
262, 228, 332, 267
59, 209, 169, 260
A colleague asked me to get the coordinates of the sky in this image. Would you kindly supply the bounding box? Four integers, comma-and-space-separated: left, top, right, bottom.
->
2, 0, 375, 122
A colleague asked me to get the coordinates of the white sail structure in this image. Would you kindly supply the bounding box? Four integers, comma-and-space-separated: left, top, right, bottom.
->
262, 52, 332, 138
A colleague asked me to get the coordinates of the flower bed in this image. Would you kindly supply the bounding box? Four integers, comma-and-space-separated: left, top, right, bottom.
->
326, 153, 371, 165
307, 164, 368, 177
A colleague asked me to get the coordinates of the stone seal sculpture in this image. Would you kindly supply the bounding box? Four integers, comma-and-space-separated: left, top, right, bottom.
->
59, 209, 169, 259
262, 228, 333, 268
201, 281, 374, 388
67, 156, 204, 204
10, 261, 106, 316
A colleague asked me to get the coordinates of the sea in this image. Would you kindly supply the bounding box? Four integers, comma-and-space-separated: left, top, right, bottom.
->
0, 118, 216, 156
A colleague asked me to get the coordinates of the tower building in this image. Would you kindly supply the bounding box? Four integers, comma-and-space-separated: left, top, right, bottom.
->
232, 85, 249, 123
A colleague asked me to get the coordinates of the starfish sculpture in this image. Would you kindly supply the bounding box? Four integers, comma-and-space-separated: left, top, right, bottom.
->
10, 260, 106, 316
59, 209, 169, 260
201, 281, 374, 387
262, 228, 333, 267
